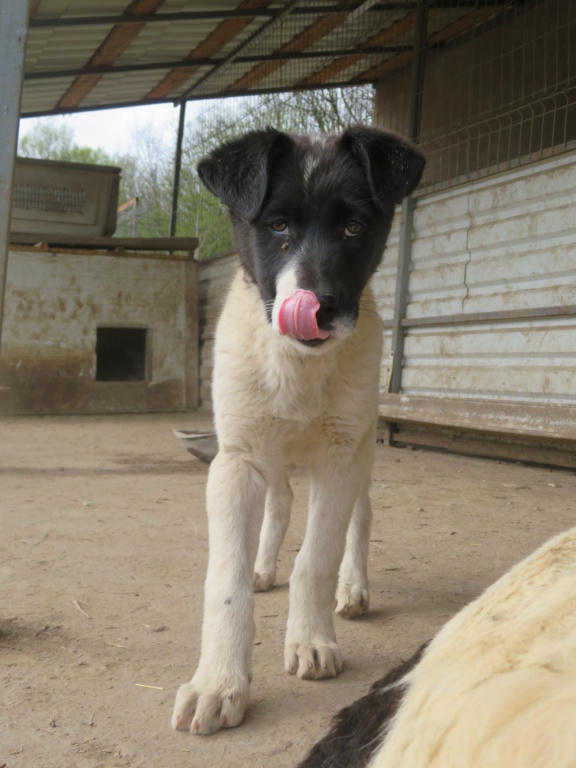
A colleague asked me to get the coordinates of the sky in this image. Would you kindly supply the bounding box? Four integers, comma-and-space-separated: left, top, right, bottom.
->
18, 101, 205, 158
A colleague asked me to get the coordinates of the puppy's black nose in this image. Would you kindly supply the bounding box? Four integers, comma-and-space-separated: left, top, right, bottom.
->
316, 294, 338, 327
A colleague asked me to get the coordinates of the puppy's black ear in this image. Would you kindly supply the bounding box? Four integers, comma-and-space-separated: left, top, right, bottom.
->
342, 125, 426, 207
197, 128, 293, 222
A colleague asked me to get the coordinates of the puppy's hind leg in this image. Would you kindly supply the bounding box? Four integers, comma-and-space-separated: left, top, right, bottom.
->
254, 474, 293, 592
335, 477, 372, 619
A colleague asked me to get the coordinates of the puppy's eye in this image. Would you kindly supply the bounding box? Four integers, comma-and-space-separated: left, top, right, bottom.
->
271, 218, 289, 234
345, 220, 363, 237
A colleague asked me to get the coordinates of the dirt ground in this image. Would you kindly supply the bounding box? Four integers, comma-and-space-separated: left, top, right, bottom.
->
1, 412, 575, 768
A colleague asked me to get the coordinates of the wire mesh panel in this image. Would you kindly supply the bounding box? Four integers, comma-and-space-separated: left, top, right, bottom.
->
13, 183, 86, 214
375, 0, 576, 191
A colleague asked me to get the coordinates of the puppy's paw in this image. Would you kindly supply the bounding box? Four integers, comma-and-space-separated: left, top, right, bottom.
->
171, 678, 249, 735
285, 641, 343, 680
335, 583, 369, 619
253, 569, 275, 592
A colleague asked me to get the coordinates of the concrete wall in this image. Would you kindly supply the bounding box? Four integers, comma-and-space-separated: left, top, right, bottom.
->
0, 246, 198, 415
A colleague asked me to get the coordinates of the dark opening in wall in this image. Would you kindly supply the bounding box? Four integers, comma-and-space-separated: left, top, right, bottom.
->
96, 327, 147, 382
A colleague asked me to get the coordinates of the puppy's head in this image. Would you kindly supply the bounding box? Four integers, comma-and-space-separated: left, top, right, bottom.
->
198, 125, 425, 351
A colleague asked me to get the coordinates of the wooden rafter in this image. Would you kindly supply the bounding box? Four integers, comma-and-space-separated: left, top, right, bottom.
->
57, 0, 166, 110
146, 0, 275, 99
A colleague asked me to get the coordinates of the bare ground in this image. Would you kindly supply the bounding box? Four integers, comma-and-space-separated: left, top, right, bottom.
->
1, 412, 575, 768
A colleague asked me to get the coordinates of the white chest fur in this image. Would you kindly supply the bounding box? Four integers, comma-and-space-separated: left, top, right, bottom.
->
211, 270, 383, 444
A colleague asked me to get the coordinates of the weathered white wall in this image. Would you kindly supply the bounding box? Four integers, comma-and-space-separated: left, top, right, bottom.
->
0, 247, 198, 415
401, 152, 576, 406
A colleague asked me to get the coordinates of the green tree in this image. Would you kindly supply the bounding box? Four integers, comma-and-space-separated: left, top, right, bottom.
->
18, 121, 114, 165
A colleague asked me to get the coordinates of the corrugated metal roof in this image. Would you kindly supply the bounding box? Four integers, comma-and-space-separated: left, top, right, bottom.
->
21, 1, 514, 116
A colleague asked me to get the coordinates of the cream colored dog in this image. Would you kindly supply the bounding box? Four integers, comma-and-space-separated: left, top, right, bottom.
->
300, 526, 576, 768
172, 126, 425, 735
371, 526, 576, 768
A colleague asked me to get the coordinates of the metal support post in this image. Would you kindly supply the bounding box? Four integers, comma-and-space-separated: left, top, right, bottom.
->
388, 0, 428, 395
169, 99, 187, 238
0, 0, 30, 356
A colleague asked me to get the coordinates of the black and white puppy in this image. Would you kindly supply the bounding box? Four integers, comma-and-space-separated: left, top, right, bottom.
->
172, 125, 425, 735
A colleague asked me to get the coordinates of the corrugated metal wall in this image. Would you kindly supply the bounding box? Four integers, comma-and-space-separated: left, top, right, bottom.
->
378, 151, 576, 466
400, 152, 576, 405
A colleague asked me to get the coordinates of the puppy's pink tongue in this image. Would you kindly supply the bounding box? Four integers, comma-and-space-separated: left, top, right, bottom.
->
278, 290, 330, 341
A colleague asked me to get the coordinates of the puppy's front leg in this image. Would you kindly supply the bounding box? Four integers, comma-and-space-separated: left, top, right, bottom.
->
285, 434, 373, 680
172, 449, 266, 735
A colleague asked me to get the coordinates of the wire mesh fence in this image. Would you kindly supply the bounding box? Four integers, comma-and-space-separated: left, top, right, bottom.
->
375, 0, 576, 192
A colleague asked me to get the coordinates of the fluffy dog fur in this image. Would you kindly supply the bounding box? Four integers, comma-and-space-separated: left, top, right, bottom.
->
300, 526, 576, 768
172, 125, 425, 735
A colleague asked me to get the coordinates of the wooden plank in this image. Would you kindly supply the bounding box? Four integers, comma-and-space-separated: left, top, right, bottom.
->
10, 233, 198, 252
367, 10, 418, 47
57, 0, 166, 109
380, 393, 576, 442
302, 9, 421, 85
146, 0, 275, 99
58, 73, 104, 109
303, 9, 421, 87
393, 423, 576, 470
